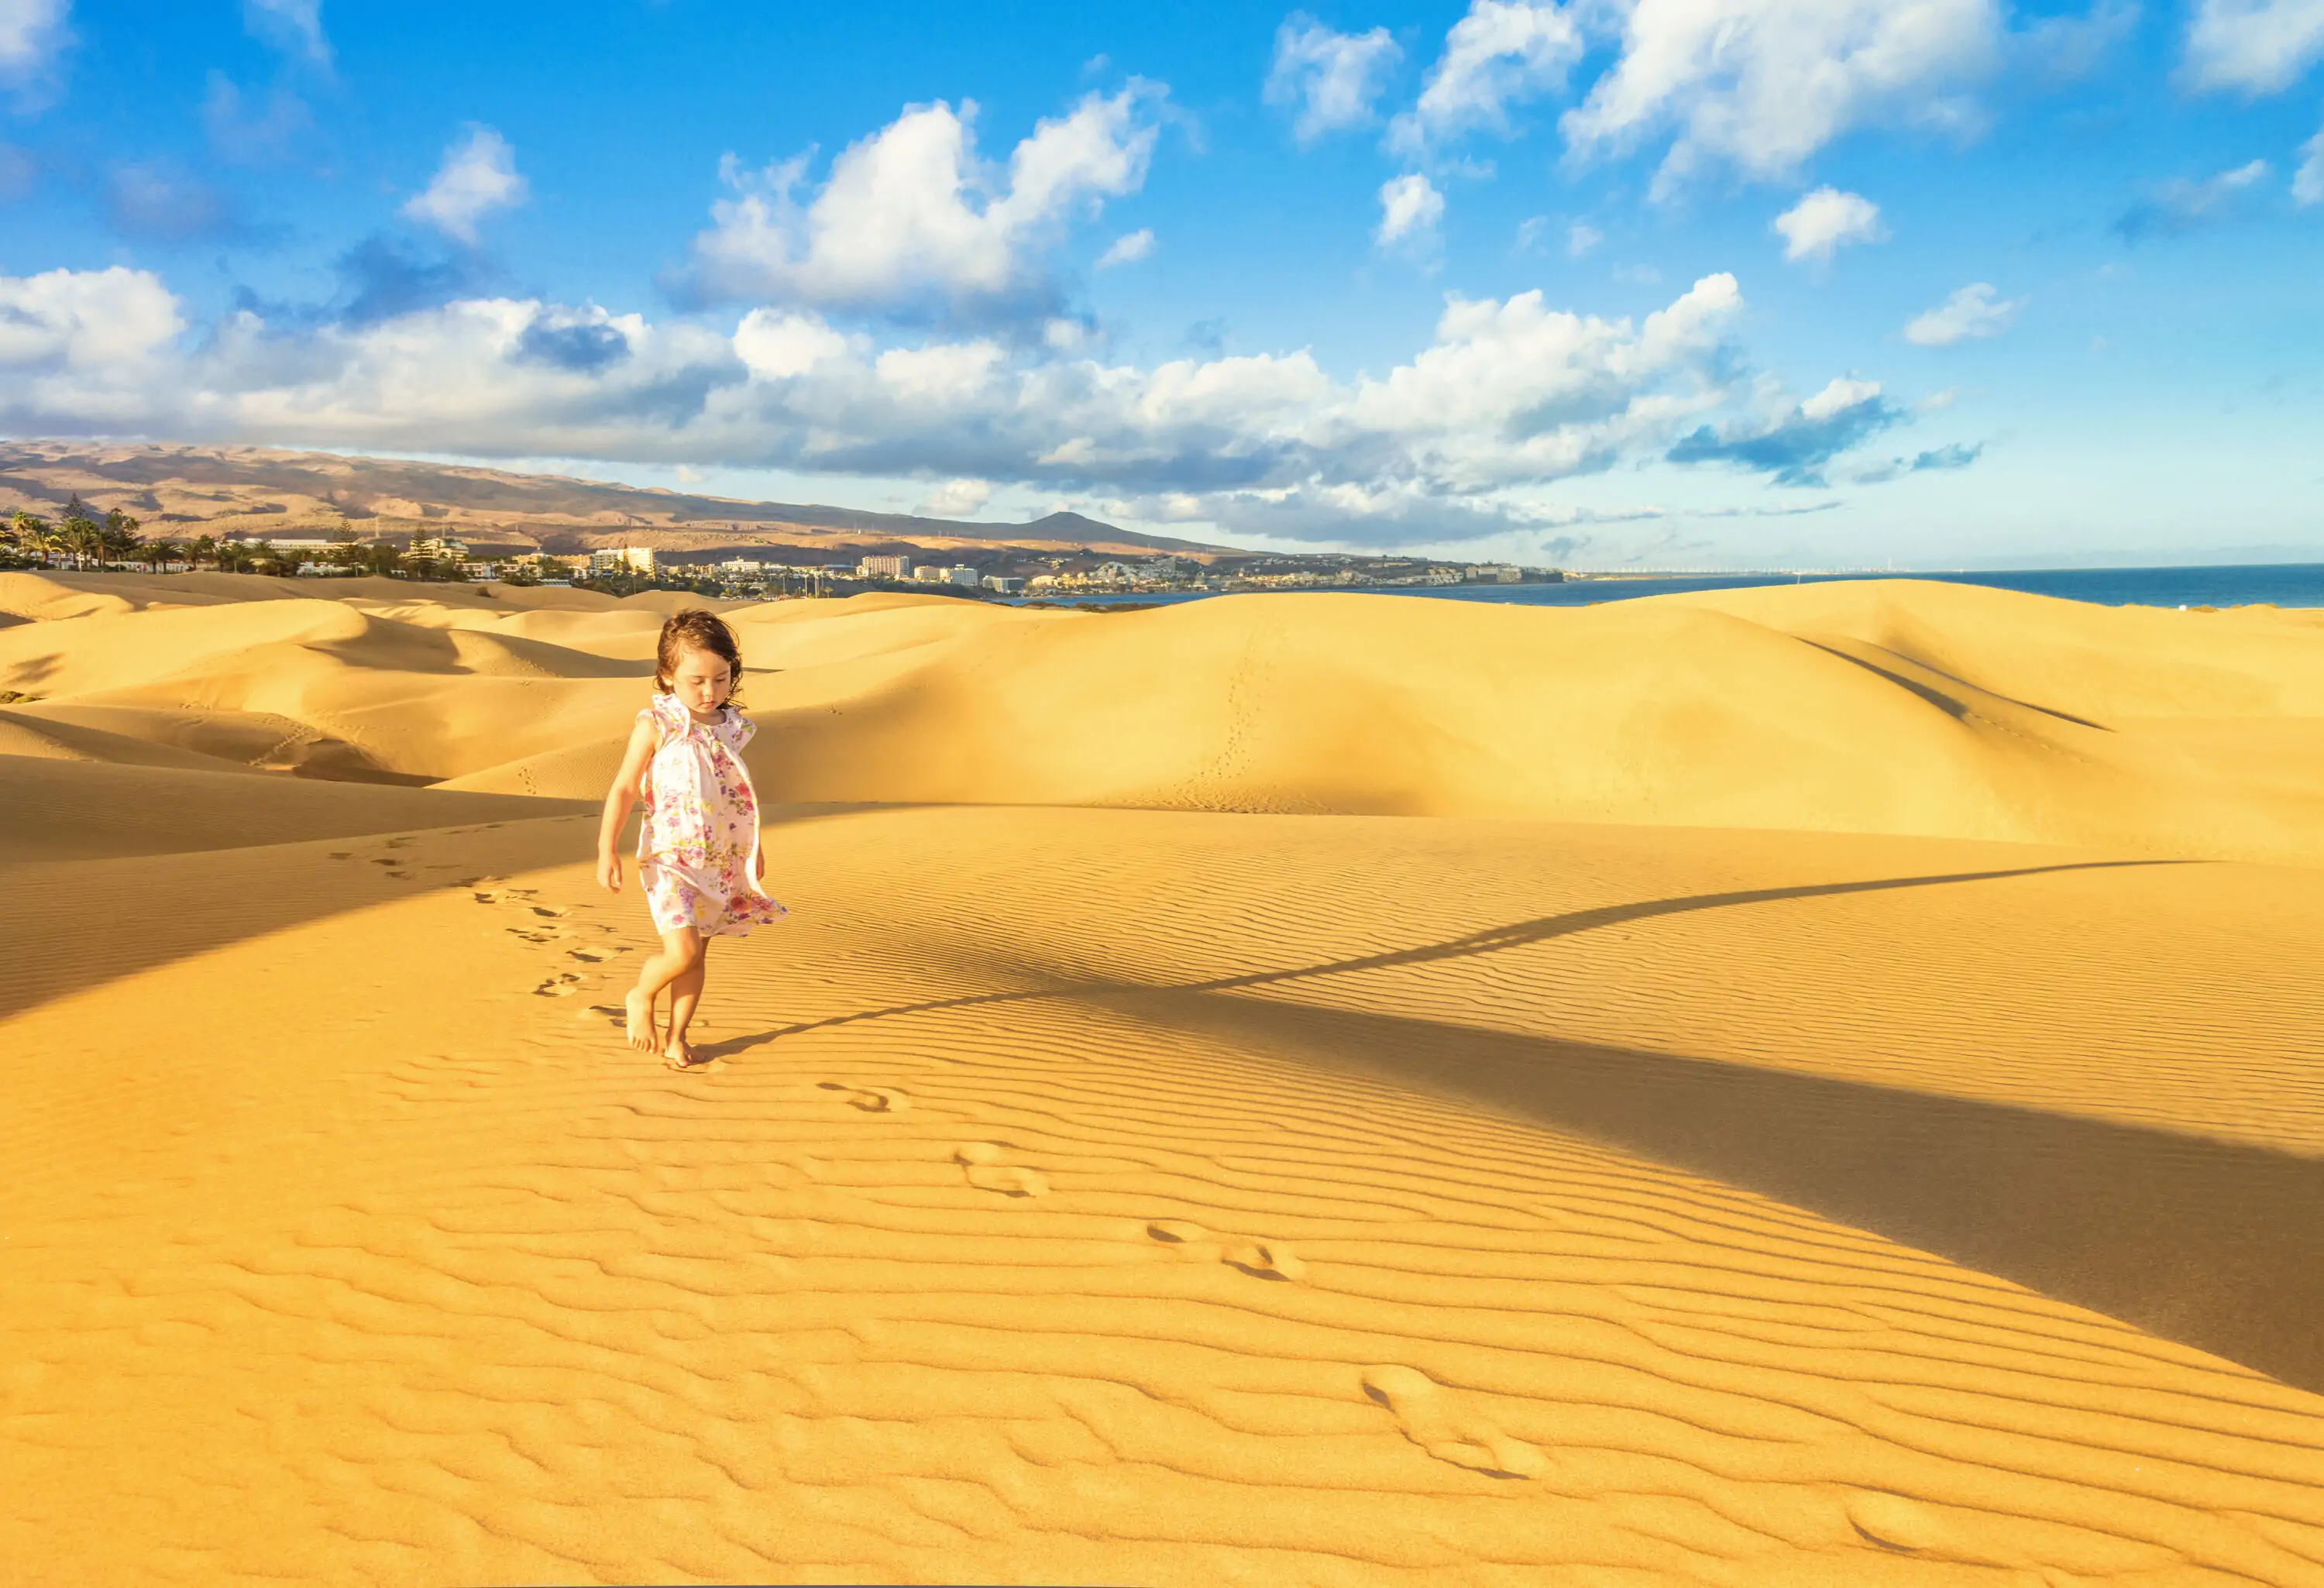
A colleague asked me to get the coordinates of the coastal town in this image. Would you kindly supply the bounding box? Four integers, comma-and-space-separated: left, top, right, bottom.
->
0, 505, 1566, 600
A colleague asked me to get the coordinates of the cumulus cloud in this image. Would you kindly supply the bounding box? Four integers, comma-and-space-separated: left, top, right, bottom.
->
1097, 227, 1154, 267
0, 260, 1851, 541
681, 84, 1164, 325
1375, 172, 1446, 246
1563, 0, 2002, 194
403, 125, 528, 245
2113, 157, 2271, 239
1387, 0, 1584, 156
2298, 119, 2324, 203
1667, 375, 1902, 486
244, 0, 332, 70
1264, 14, 1401, 141
916, 477, 994, 517
0, 0, 69, 105
1772, 187, 1886, 263
1903, 283, 2023, 345
2182, 0, 2324, 93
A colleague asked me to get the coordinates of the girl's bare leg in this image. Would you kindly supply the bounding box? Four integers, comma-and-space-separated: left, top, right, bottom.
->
663, 940, 710, 1067
626, 927, 703, 1053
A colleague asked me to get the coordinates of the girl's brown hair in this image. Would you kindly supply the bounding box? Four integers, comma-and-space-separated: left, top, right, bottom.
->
655, 608, 744, 703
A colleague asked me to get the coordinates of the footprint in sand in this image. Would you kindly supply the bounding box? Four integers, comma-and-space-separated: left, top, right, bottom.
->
1845, 1491, 2020, 1567
384, 870, 413, 879
370, 858, 401, 868
1360, 1365, 1546, 1480
566, 946, 628, 963
820, 1081, 909, 1114
1145, 1221, 1306, 1281
528, 905, 570, 919
327, 851, 355, 861
1222, 1239, 1306, 1281
534, 973, 582, 998
955, 1142, 1047, 1198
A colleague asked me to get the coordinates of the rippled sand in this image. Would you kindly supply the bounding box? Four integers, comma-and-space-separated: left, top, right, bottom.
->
2, 571, 2319, 1583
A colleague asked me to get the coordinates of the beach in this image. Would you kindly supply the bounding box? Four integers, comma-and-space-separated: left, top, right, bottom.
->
3, 569, 2321, 1584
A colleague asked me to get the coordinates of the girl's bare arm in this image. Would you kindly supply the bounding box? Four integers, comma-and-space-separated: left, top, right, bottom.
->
595, 717, 658, 892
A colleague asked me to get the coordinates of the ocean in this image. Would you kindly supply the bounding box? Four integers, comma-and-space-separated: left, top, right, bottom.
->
1019, 563, 2324, 612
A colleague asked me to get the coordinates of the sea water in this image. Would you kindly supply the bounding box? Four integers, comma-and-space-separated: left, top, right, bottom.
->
1023, 564, 2324, 612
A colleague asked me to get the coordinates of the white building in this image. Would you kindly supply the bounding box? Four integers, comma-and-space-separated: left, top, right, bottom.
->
913, 565, 946, 582
982, 575, 1026, 594
590, 546, 656, 575
411, 533, 471, 560
859, 555, 912, 579
945, 565, 981, 587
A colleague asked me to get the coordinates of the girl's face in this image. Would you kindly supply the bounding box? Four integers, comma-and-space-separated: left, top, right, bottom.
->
666, 645, 733, 716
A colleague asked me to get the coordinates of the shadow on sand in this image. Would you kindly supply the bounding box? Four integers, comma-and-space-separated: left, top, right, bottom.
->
703, 857, 2324, 1394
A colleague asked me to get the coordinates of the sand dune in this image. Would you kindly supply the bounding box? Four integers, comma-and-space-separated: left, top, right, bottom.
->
2, 569, 2320, 1583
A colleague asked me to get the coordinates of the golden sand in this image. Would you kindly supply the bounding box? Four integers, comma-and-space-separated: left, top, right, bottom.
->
2, 571, 2319, 1584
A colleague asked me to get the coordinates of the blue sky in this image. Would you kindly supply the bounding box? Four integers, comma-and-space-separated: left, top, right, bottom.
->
0, 0, 2318, 567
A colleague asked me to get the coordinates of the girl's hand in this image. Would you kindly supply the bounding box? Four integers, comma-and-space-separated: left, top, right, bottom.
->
754, 847, 765, 882
596, 851, 623, 893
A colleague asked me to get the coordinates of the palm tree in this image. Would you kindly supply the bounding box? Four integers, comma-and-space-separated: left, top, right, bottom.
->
191, 532, 217, 570
57, 497, 95, 569
10, 511, 49, 567
58, 513, 100, 569
11, 511, 47, 565
101, 510, 143, 570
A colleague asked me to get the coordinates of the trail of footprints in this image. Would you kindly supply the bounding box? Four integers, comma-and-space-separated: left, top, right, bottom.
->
387, 856, 2016, 1545
813, 1080, 1553, 1483
449, 865, 1552, 1497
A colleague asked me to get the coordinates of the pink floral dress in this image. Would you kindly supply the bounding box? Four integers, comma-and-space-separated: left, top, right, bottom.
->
634, 692, 787, 937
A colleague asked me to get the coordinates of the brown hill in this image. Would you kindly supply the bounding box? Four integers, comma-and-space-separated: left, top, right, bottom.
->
0, 441, 1222, 560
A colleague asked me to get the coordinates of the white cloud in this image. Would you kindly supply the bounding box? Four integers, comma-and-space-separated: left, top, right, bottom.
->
2297, 119, 2324, 203
917, 478, 994, 517
403, 125, 528, 245
1563, 0, 2003, 194
1772, 186, 1886, 262
0, 0, 69, 103
1264, 14, 1401, 141
1567, 220, 1602, 256
2183, 0, 2324, 92
1387, 0, 1584, 156
1097, 227, 1154, 267
244, 0, 331, 70
1801, 375, 1879, 419
685, 85, 1163, 324
1903, 282, 2025, 346
0, 262, 1815, 542
1375, 172, 1446, 246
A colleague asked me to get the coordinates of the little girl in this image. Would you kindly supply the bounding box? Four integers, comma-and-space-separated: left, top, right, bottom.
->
596, 608, 786, 1068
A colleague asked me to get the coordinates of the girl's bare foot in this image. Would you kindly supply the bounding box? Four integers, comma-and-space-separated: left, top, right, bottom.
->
662, 1036, 706, 1071
624, 988, 659, 1052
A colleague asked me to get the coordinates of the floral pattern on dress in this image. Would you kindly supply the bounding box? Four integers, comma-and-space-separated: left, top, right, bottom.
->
634, 691, 787, 937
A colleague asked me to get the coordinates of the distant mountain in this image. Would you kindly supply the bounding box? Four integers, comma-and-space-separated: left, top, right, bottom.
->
0, 442, 1226, 557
